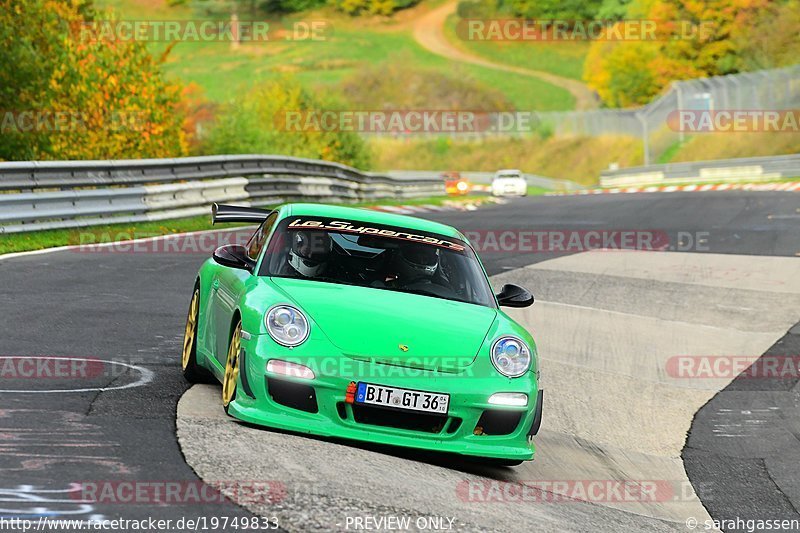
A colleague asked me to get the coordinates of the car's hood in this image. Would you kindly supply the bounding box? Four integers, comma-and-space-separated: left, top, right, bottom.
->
270, 277, 497, 371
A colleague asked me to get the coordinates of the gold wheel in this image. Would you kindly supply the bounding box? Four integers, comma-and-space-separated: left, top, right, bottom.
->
182, 289, 200, 371
222, 321, 242, 408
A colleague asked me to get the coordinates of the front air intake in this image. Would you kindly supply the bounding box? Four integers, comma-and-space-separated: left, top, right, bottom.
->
266, 377, 318, 413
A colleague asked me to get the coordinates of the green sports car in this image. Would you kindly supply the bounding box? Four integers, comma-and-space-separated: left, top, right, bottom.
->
181, 203, 542, 465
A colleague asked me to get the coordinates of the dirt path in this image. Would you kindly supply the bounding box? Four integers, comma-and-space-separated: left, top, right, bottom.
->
411, 1, 598, 110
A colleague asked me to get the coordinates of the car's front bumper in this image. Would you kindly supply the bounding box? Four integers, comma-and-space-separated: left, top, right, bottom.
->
491, 183, 527, 196
229, 334, 539, 461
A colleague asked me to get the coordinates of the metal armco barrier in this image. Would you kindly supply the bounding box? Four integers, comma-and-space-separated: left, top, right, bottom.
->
385, 170, 583, 191
0, 156, 444, 234
600, 153, 800, 188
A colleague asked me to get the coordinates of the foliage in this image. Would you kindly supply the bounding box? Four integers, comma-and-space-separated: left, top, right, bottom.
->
583, 0, 771, 108
202, 79, 372, 169
456, 0, 501, 18
595, 0, 633, 20
0, 0, 186, 161
191, 0, 417, 15
264, 0, 325, 12
458, 0, 605, 19
178, 83, 218, 154
507, 0, 604, 20
584, 37, 660, 107
736, 0, 800, 70
331, 0, 419, 16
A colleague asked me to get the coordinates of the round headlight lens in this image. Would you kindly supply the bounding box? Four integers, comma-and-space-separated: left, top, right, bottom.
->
266, 305, 309, 347
491, 336, 531, 378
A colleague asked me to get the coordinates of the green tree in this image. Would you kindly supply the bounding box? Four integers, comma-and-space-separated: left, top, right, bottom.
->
508, 0, 604, 20
595, 0, 633, 20
331, 0, 419, 16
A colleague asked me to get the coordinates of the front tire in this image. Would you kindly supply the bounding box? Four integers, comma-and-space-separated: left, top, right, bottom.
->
181, 286, 210, 383
222, 320, 242, 414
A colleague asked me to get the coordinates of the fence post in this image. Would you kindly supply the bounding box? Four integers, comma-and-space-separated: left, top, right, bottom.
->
675, 84, 684, 143
637, 112, 650, 166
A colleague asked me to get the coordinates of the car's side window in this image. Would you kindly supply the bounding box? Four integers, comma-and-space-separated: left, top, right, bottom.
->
247, 213, 278, 261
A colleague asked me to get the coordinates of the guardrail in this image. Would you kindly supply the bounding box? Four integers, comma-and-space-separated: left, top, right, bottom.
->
0, 156, 444, 234
600, 153, 800, 188
385, 170, 583, 191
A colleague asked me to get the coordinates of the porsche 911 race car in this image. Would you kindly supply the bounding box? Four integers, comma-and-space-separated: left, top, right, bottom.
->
181, 203, 542, 465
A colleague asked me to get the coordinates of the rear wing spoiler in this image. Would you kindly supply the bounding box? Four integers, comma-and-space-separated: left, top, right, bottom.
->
212, 203, 273, 225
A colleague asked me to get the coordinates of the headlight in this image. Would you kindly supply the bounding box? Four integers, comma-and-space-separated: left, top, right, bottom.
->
265, 305, 309, 347
490, 336, 531, 378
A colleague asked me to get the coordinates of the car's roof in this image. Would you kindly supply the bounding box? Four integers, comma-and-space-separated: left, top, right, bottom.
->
279, 203, 464, 239
496, 169, 522, 174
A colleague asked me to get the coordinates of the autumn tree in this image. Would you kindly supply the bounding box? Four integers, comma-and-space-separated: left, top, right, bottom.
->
583, 0, 771, 108
736, 0, 800, 70
0, 0, 186, 160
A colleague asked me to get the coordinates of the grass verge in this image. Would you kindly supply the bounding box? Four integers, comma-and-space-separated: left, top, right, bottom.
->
526, 186, 550, 195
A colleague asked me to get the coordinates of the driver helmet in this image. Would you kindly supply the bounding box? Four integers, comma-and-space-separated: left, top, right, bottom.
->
289, 231, 332, 277
397, 244, 439, 280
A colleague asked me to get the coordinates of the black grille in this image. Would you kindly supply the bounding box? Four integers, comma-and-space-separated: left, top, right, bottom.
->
352, 404, 448, 433
266, 377, 318, 413
446, 417, 463, 434
475, 410, 523, 436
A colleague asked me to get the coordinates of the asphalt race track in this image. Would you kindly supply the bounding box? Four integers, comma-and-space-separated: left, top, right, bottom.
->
1, 191, 799, 532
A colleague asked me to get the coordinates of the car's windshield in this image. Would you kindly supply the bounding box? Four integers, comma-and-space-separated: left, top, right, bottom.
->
260, 217, 496, 308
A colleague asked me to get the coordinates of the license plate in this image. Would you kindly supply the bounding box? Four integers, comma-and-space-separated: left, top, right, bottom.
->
355, 382, 449, 415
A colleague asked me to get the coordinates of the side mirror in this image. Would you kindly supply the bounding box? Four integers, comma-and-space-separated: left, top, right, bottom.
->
212, 244, 255, 273
496, 284, 534, 308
